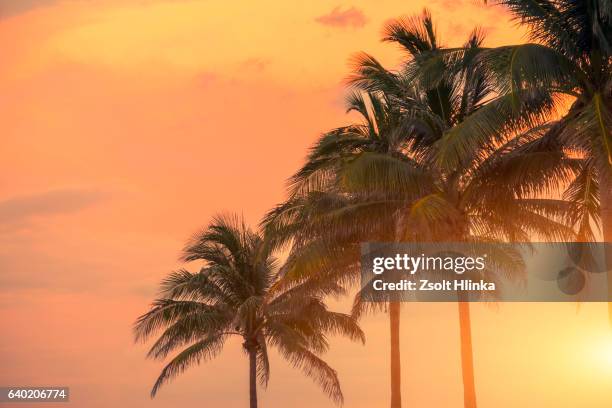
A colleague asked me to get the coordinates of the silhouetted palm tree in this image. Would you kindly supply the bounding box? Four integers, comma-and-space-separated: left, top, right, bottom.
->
265, 89, 425, 408
482, 0, 612, 318
134, 214, 364, 408
264, 11, 576, 408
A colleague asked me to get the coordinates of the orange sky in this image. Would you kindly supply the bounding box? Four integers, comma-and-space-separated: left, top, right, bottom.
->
1, 1, 611, 407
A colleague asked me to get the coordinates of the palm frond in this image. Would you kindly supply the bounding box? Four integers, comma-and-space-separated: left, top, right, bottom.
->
150, 335, 226, 397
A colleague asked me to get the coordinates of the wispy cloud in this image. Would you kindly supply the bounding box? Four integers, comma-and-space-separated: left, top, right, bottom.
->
0, 0, 197, 18
240, 57, 271, 72
0, 189, 107, 227
0, 0, 58, 17
315, 6, 368, 29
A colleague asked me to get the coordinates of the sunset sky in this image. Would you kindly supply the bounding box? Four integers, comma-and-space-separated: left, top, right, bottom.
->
1, 1, 611, 407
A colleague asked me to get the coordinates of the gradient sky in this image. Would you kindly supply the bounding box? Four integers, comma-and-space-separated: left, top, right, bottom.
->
1, 1, 611, 407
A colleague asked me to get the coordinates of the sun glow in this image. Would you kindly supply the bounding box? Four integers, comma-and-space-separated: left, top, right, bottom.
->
592, 333, 612, 368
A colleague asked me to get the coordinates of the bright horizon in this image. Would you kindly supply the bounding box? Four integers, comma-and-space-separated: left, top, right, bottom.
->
1, 1, 611, 407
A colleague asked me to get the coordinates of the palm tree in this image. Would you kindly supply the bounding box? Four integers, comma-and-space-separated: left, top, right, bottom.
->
463, 0, 611, 313
264, 11, 576, 408
265, 89, 425, 408
134, 214, 364, 408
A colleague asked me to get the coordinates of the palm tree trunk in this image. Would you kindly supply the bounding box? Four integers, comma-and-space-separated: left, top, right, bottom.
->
248, 349, 258, 408
457, 296, 477, 408
389, 301, 402, 408
599, 168, 612, 326
390, 211, 406, 408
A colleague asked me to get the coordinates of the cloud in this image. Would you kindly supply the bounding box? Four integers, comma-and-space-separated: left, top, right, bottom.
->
433, 0, 464, 11
0, 0, 196, 18
240, 57, 271, 72
196, 71, 219, 88
0, 0, 58, 17
0, 189, 107, 226
315, 6, 368, 29
0, 249, 107, 292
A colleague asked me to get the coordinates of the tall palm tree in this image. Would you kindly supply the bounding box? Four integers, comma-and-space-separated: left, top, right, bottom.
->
265, 11, 576, 408
458, 0, 611, 313
265, 89, 426, 408
134, 214, 364, 408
